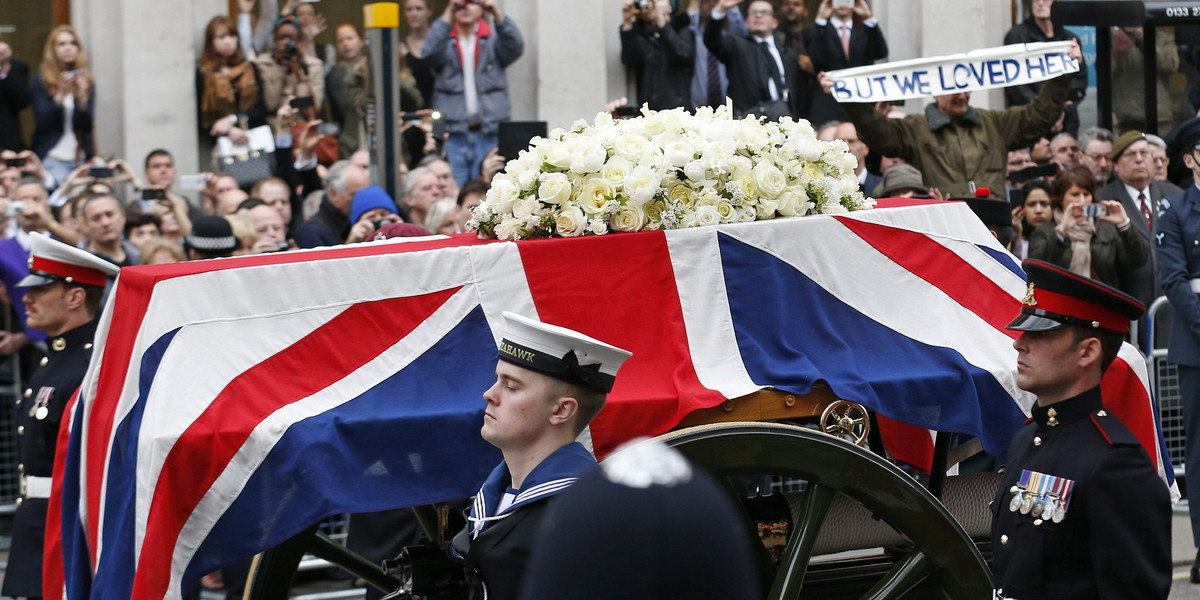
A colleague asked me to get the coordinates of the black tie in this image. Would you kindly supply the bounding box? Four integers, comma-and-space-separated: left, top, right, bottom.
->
759, 41, 785, 101
707, 50, 722, 108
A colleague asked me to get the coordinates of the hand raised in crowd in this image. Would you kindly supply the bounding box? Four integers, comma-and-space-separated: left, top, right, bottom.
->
275, 101, 300, 136
0, 331, 28, 357
480, 147, 507, 183
237, 0, 255, 14
1011, 205, 1024, 241
716, 0, 743, 11
1095, 199, 1130, 227
604, 96, 629, 117
0, 41, 11, 76
304, 13, 327, 43
853, 0, 873, 20
107, 158, 139, 185
816, 0, 833, 20
929, 187, 947, 202
621, 0, 639, 29
817, 71, 835, 95
296, 119, 326, 162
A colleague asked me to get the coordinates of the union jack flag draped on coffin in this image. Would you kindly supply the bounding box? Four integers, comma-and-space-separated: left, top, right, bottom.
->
44, 200, 1174, 599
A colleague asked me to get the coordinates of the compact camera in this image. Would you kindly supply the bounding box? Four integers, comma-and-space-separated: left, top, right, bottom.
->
1082, 204, 1109, 218
4, 157, 24, 168
634, 0, 652, 9
5, 201, 25, 218
284, 40, 300, 58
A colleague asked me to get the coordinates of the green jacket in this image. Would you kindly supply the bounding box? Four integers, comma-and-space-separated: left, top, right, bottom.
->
844, 74, 1071, 197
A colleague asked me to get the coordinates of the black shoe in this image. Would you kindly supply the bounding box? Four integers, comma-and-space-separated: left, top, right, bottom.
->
1191, 550, 1200, 583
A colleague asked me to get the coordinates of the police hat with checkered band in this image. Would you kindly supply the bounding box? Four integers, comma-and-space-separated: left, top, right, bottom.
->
1007, 259, 1144, 335
498, 311, 632, 393
17, 232, 120, 288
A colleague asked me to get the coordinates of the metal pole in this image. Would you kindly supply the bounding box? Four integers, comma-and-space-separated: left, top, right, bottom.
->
363, 3, 408, 220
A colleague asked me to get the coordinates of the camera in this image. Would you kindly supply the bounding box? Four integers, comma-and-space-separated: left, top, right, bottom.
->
4, 157, 24, 168
371, 218, 392, 231
290, 96, 315, 110
274, 241, 290, 252
317, 122, 341, 136
141, 188, 167, 201
832, 0, 855, 7
5, 201, 25, 218
1082, 203, 1109, 218
381, 543, 471, 600
284, 40, 300, 58
634, 0, 652, 9
88, 165, 114, 179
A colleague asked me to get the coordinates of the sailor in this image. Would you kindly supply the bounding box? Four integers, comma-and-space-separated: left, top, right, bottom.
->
2, 233, 119, 599
992, 259, 1170, 599
449, 311, 632, 600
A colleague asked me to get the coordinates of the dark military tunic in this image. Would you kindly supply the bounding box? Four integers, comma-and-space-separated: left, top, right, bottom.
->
3, 319, 97, 599
990, 386, 1171, 600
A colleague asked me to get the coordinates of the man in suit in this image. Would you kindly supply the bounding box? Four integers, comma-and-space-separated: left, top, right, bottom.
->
0, 39, 31, 153
450, 312, 631, 600
1156, 116, 1200, 582
704, 0, 807, 120
804, 0, 888, 125
1096, 130, 1182, 346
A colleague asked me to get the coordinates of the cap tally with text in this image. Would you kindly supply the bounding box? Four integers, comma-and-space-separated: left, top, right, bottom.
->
18, 232, 120, 288
1007, 259, 1144, 335
498, 311, 632, 393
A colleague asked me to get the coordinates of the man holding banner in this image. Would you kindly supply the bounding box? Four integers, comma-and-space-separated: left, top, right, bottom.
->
819, 40, 1081, 198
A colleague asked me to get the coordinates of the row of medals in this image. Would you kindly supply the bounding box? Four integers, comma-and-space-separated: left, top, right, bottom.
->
1009, 485, 1066, 523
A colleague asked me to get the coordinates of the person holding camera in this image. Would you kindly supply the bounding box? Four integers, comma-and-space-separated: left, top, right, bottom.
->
197, 16, 268, 153
423, 0, 524, 187
1027, 167, 1146, 297
30, 26, 95, 187
704, 0, 807, 121
804, 0, 888, 124
254, 15, 324, 133
620, 0, 694, 111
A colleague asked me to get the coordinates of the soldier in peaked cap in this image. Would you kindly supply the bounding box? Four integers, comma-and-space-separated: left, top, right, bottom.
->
447, 311, 632, 600
991, 259, 1170, 600
3, 234, 119, 599
1156, 115, 1200, 583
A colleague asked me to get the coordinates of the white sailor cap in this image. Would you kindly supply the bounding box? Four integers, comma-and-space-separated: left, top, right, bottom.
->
18, 232, 120, 288
498, 311, 632, 393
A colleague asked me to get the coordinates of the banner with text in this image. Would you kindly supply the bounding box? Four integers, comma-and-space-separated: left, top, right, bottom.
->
827, 41, 1079, 103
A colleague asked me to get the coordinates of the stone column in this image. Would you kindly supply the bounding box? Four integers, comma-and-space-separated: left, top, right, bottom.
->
72, 0, 217, 175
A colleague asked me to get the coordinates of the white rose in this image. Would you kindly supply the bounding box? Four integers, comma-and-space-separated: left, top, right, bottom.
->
624, 165, 661, 206
494, 217, 521, 240
570, 141, 608, 174
775, 188, 809, 217
664, 140, 694, 168
539, 141, 572, 170
554, 204, 587, 237
716, 199, 738, 223
695, 205, 720, 227
588, 218, 609, 236
679, 208, 699, 229
613, 134, 649, 162
513, 197, 539, 222
753, 162, 787, 199
820, 200, 849, 215
487, 180, 518, 214
739, 206, 757, 222
577, 176, 616, 215
538, 173, 573, 205
683, 159, 707, 183
834, 151, 858, 175
755, 198, 779, 220
601, 156, 632, 190
610, 203, 647, 232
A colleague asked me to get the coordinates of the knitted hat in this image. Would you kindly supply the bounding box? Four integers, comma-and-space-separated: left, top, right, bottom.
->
350, 186, 398, 224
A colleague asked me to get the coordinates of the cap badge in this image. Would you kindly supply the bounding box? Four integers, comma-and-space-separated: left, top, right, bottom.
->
1022, 282, 1037, 306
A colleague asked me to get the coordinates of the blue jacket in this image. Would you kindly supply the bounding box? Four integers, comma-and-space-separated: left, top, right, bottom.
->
1157, 184, 1200, 366
30, 72, 95, 161
423, 17, 524, 136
